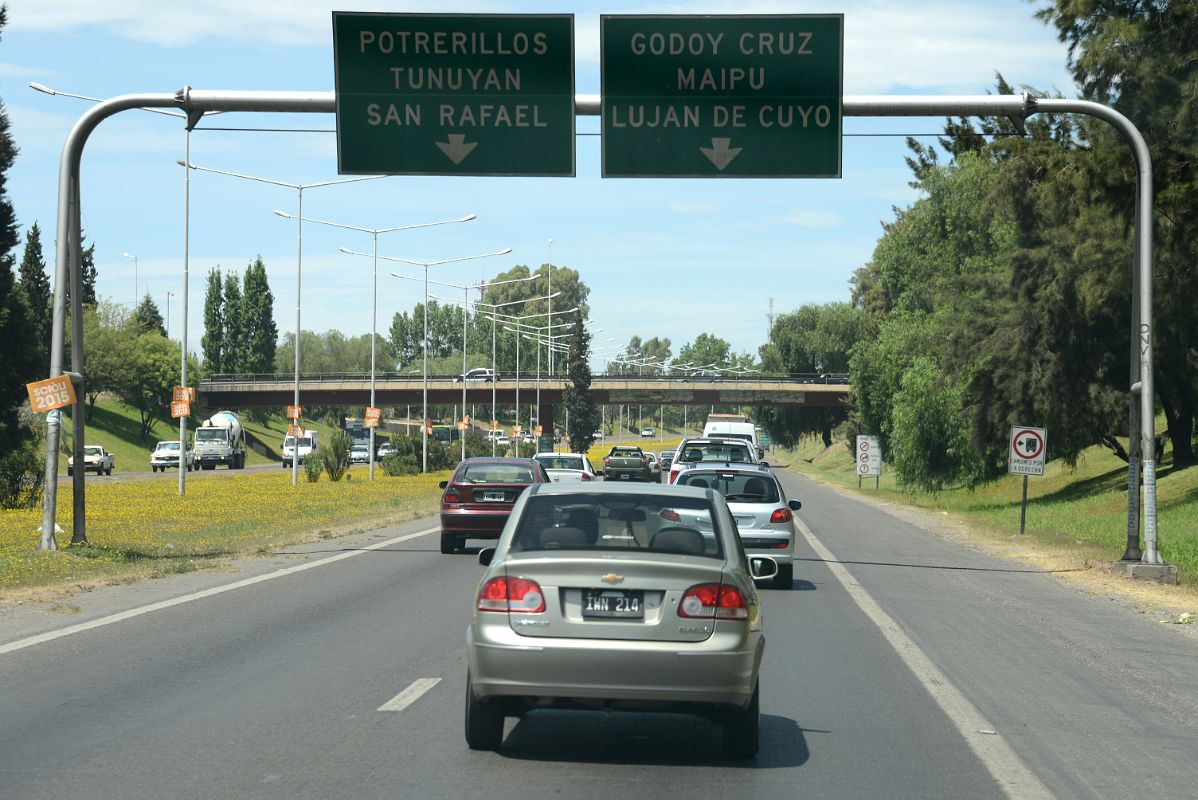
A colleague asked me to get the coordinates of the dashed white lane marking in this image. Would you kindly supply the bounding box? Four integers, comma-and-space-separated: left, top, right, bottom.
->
795, 516, 1054, 800
378, 678, 442, 712
0, 526, 439, 657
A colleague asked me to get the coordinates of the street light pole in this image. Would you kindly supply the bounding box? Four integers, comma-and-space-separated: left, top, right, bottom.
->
165, 291, 173, 339
181, 160, 385, 486
283, 212, 475, 479
376, 267, 540, 463
376, 248, 512, 471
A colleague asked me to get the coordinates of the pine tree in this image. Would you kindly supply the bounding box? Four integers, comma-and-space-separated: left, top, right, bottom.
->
0, 6, 40, 450
241, 256, 277, 373
18, 222, 50, 370
562, 316, 600, 454
132, 292, 165, 336
222, 271, 245, 373
201, 267, 224, 373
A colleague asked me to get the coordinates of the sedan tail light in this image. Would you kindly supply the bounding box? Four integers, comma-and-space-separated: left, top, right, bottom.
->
581, 473, 592, 481
477, 577, 545, 613
770, 507, 793, 524
443, 487, 462, 504
677, 582, 749, 620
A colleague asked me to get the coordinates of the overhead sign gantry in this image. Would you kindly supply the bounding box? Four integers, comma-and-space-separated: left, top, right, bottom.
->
601, 14, 843, 177
332, 12, 575, 176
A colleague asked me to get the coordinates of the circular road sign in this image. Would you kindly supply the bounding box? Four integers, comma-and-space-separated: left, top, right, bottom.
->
1012, 428, 1045, 460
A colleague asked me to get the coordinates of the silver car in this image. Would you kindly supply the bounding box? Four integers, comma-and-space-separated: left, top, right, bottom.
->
465, 482, 777, 757
675, 465, 801, 590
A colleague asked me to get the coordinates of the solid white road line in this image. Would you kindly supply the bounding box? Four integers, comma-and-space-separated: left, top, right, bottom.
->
378, 678, 442, 712
795, 516, 1054, 800
0, 525, 439, 657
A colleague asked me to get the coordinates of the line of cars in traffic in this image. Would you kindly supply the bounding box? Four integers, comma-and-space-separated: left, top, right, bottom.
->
438, 417, 797, 758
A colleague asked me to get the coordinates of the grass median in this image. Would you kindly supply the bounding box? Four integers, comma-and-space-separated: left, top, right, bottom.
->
0, 468, 448, 601
776, 437, 1198, 599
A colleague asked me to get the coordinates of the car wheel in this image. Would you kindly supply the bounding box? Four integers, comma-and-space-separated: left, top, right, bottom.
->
440, 532, 457, 555
464, 672, 505, 750
774, 564, 794, 590
722, 682, 759, 758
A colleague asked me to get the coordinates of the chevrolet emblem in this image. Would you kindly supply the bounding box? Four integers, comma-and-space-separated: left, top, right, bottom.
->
600, 573, 624, 584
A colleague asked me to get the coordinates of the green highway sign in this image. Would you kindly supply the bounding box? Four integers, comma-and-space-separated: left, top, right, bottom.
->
601, 15, 843, 178
333, 13, 575, 176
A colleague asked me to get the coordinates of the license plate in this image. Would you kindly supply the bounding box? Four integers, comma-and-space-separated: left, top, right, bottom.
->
481, 491, 506, 502
582, 589, 644, 619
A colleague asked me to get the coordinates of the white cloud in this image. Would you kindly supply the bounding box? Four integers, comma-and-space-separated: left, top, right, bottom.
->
7, 1, 1073, 97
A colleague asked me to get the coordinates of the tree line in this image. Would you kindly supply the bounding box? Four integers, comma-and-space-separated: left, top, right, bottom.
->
757, 1, 1197, 489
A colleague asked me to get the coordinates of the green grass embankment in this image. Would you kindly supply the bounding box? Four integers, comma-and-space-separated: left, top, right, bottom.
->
58, 401, 343, 471
778, 435, 1198, 589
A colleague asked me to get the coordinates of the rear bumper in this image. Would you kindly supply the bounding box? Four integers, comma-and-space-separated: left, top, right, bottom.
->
467, 619, 763, 709
440, 508, 512, 537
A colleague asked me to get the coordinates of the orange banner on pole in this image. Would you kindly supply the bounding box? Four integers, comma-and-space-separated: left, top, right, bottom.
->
287, 405, 302, 420
170, 400, 191, 419
26, 375, 75, 413
173, 386, 196, 403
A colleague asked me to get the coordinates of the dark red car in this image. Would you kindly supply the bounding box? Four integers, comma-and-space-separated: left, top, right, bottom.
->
438, 458, 550, 554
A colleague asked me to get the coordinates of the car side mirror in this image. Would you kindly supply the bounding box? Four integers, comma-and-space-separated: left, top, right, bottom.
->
438, 480, 448, 489
789, 499, 802, 511
749, 556, 779, 581
759, 461, 770, 468
478, 547, 495, 566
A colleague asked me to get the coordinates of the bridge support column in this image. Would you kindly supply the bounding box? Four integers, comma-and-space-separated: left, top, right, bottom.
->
537, 404, 555, 438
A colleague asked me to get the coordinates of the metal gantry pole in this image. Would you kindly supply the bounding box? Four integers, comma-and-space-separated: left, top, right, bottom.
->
292, 187, 303, 487
369, 230, 378, 479
36, 89, 1164, 566
179, 121, 193, 496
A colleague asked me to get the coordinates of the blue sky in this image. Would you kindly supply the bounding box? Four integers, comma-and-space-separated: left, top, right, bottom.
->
2, 1, 1076, 369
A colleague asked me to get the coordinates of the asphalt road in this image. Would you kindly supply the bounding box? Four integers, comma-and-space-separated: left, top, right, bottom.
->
1, 471, 1195, 799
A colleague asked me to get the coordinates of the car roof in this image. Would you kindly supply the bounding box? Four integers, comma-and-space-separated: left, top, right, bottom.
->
458, 456, 538, 466
679, 463, 773, 476
533, 452, 586, 459
527, 481, 710, 499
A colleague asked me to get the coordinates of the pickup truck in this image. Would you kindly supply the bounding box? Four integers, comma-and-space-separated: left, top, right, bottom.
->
602, 446, 652, 482
68, 445, 115, 476
150, 440, 195, 472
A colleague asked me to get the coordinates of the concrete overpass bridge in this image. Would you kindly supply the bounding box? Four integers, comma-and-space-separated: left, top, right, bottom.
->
197, 373, 849, 429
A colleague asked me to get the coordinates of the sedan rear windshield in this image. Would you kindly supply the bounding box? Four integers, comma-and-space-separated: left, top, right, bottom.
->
676, 443, 752, 464
678, 471, 780, 503
459, 464, 536, 484
537, 456, 585, 471
510, 493, 723, 558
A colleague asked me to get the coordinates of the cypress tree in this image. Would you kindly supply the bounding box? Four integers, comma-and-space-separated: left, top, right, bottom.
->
201, 267, 224, 373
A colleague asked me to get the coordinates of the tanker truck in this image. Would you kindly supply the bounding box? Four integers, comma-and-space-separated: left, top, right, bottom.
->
194, 411, 247, 470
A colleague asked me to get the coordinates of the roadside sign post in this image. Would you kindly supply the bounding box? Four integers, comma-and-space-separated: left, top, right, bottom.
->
333, 12, 576, 176
1008, 426, 1047, 535
856, 435, 881, 489
601, 14, 843, 177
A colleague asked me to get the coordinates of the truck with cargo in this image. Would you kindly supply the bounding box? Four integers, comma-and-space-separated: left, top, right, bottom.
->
194, 411, 247, 470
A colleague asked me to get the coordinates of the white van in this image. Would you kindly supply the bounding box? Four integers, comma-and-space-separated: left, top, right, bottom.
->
702, 420, 762, 459
282, 431, 320, 468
